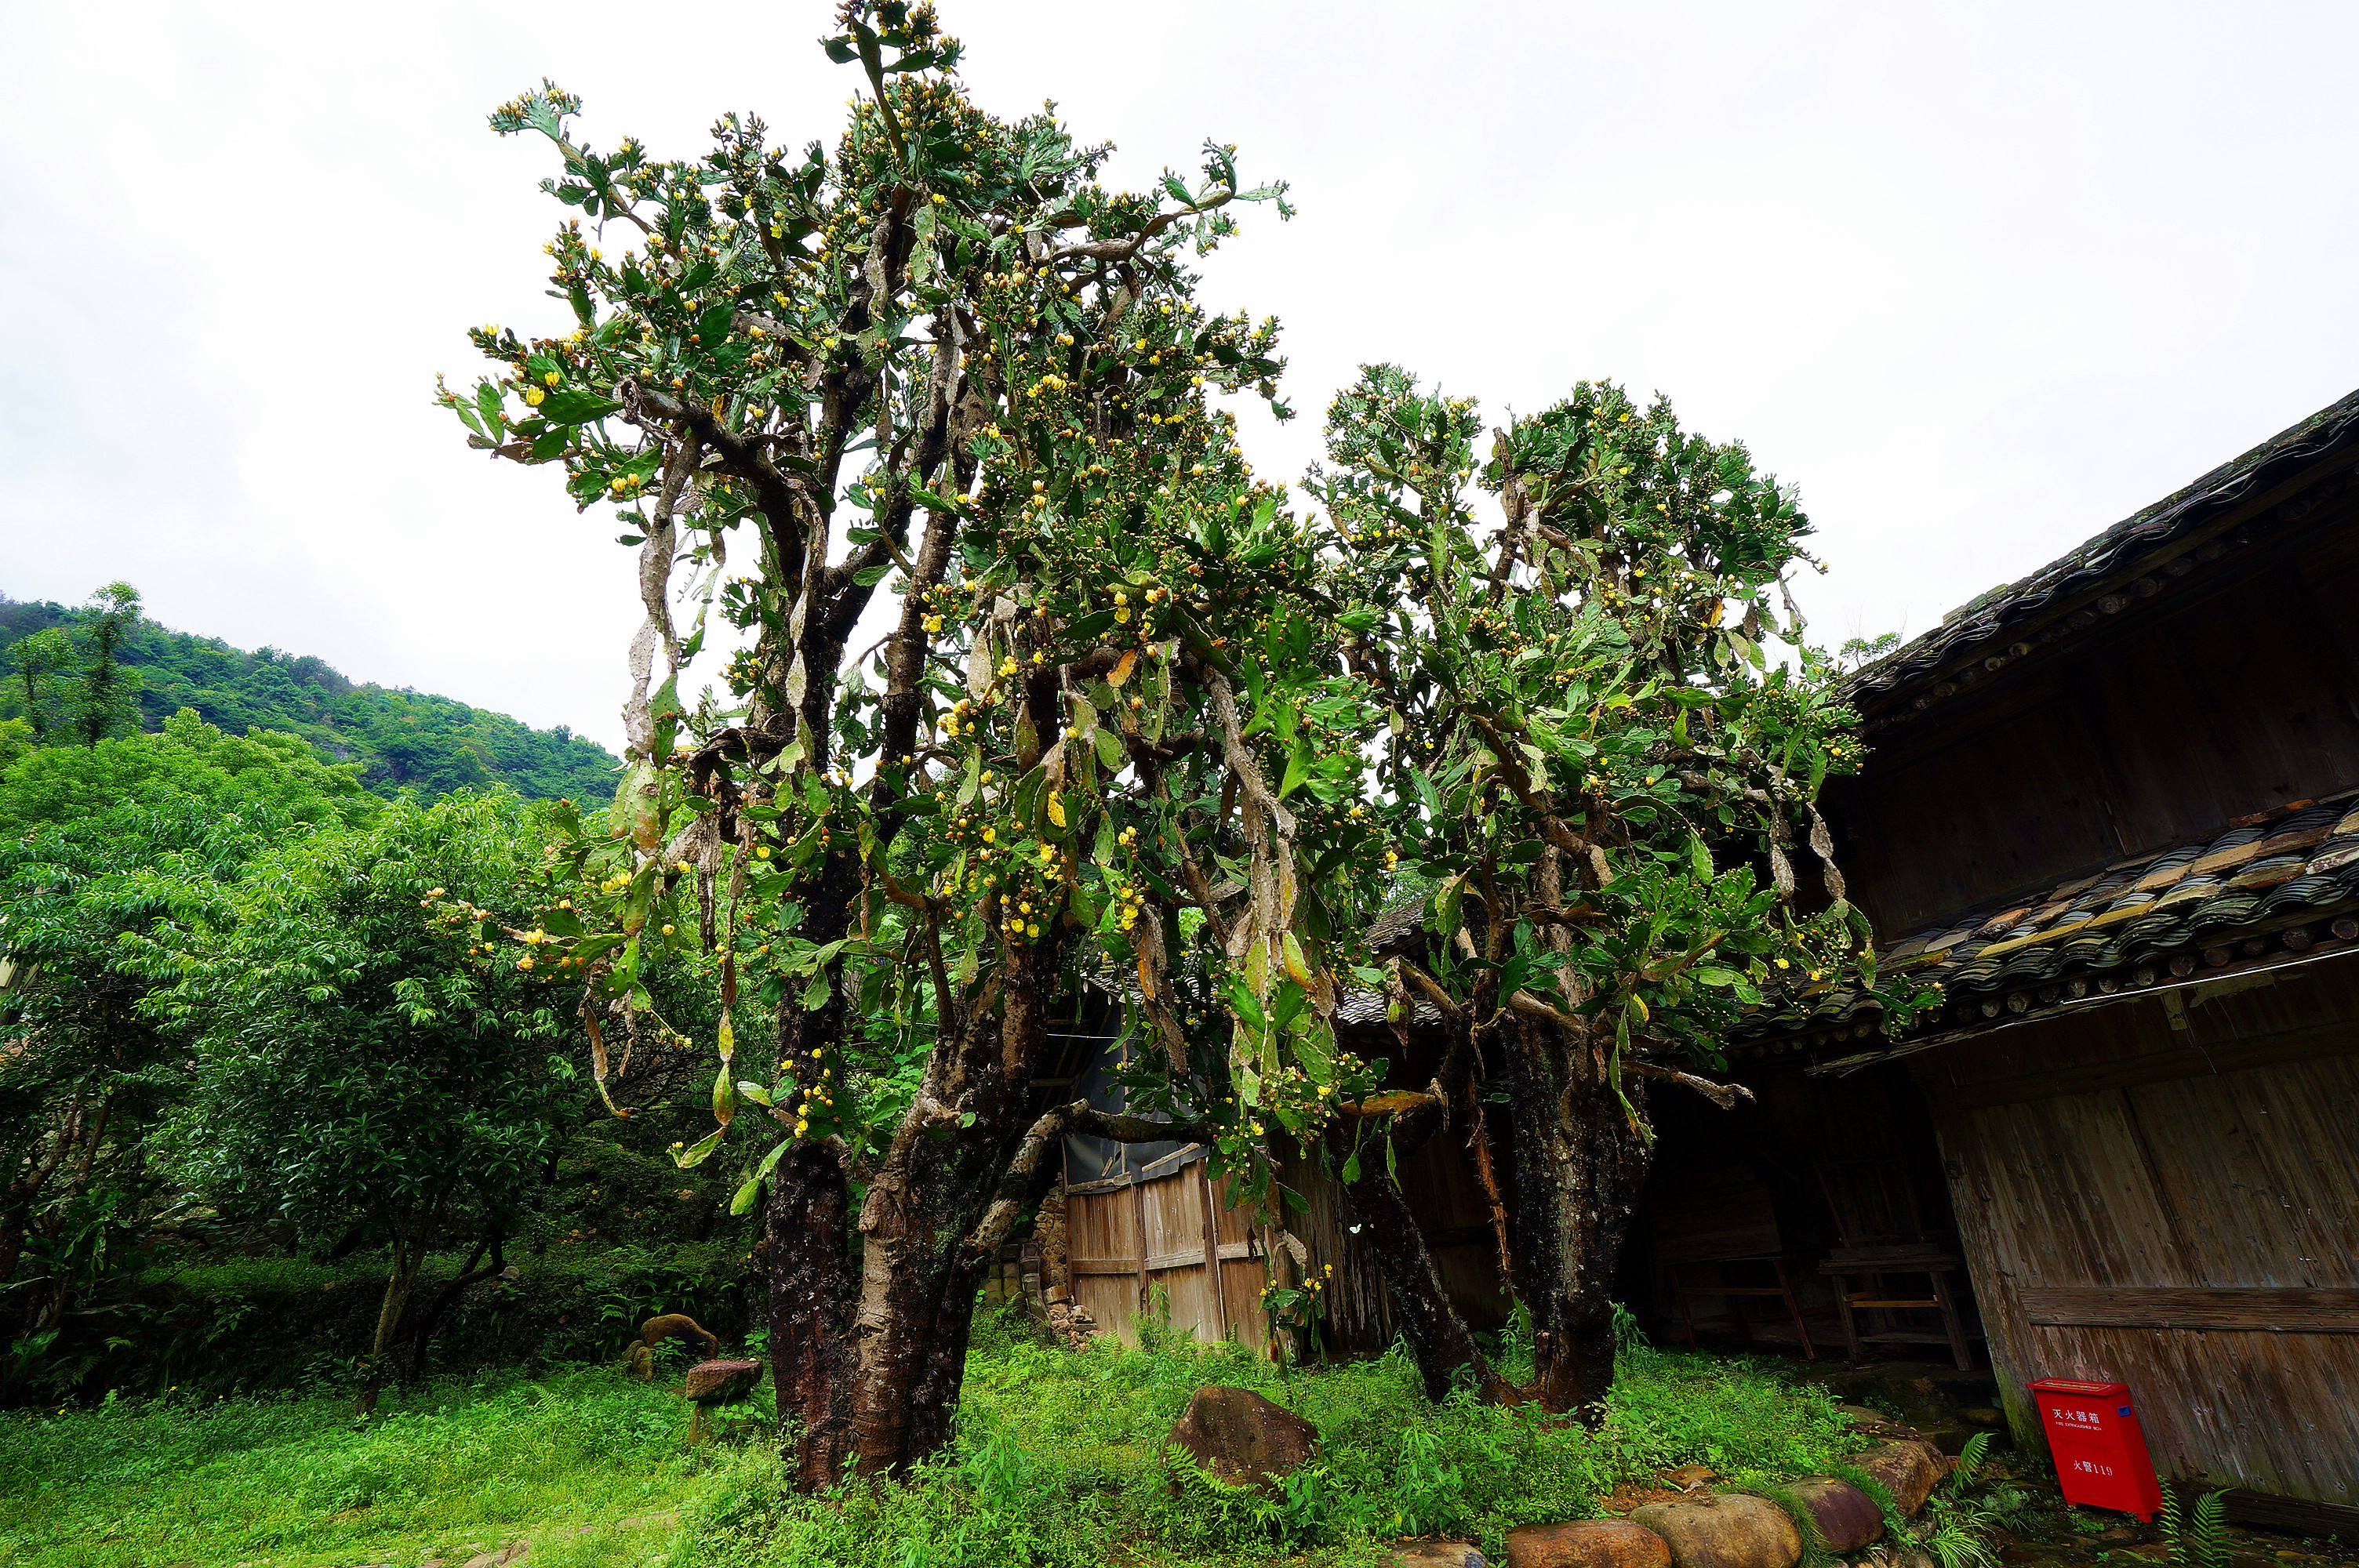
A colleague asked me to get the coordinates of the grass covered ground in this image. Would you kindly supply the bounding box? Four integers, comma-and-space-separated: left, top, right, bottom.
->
0, 1315, 1859, 1568
0, 1369, 707, 1568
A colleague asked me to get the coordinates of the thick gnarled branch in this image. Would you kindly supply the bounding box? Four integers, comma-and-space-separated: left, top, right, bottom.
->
966, 1099, 1212, 1254
1625, 1058, 1752, 1110
1209, 673, 1295, 837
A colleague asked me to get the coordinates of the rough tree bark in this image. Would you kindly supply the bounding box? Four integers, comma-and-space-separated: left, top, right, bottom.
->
0, 1097, 84, 1336
721, 620, 1198, 1487
1499, 1014, 1652, 1416
403, 1227, 510, 1384
12, 1091, 114, 1342
763, 942, 1191, 1486
1339, 1006, 1655, 1421
356, 1206, 438, 1414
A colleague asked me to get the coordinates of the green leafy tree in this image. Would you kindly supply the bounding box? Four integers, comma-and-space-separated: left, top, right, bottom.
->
447, 0, 1932, 1475
149, 793, 579, 1392
0, 711, 376, 1351
0, 706, 375, 840
445, 0, 1325, 1485
5, 627, 73, 744
1838, 630, 1902, 671
1307, 368, 1937, 1410
70, 583, 143, 748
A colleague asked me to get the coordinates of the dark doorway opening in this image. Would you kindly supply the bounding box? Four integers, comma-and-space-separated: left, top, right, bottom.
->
1628, 1059, 1982, 1370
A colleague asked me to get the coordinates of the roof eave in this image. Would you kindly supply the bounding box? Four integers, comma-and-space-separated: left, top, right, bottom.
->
1841, 388, 2359, 734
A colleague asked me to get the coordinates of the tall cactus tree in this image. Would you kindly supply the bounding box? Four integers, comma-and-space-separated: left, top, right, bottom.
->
1311, 368, 1937, 1413
438, 0, 1370, 1487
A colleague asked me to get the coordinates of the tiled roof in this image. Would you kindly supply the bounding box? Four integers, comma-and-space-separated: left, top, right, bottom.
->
1334, 989, 1397, 1027
1739, 793, 2359, 1070
1363, 891, 1431, 953
1843, 387, 2359, 734
1332, 798, 2359, 1060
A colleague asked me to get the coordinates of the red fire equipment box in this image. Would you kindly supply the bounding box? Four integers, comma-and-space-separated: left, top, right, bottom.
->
2031, 1378, 2165, 1519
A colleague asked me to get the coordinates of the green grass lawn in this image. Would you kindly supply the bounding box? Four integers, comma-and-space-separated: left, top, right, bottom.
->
0, 1319, 1859, 1568
0, 1370, 721, 1568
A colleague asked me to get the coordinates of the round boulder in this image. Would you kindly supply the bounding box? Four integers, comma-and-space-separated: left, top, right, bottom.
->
1164, 1385, 1317, 1494
1507, 1518, 1674, 1568
1786, 1479, 1885, 1553
683, 1358, 762, 1404
641, 1312, 719, 1359
1628, 1494, 1801, 1568
1390, 1544, 1488, 1568
1845, 1441, 1946, 1515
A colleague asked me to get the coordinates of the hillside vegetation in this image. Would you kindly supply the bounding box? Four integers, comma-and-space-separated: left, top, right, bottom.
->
0, 592, 616, 802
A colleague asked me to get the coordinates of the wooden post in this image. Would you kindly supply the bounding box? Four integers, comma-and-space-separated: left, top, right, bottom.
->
1776, 1258, 1817, 1361
1255, 1218, 1283, 1362
1832, 1270, 1862, 1361
1129, 1169, 1151, 1317
1197, 1156, 1227, 1342
1932, 1267, 1972, 1370
1120, 1041, 1153, 1325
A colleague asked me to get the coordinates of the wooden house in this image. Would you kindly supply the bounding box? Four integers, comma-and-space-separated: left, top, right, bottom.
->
1687, 387, 2359, 1530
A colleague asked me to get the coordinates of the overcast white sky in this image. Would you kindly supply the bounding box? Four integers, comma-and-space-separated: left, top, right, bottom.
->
5, 2, 2354, 754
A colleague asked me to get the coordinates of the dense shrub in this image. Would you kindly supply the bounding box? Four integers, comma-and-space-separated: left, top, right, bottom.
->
16, 1240, 758, 1403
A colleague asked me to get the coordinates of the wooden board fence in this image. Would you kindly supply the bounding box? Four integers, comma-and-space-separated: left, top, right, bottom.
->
1066, 1145, 1266, 1345
1062, 1134, 1507, 1354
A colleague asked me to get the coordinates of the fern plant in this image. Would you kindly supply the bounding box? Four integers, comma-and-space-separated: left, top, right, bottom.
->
2158, 1479, 2230, 1568
1949, 1432, 1994, 1494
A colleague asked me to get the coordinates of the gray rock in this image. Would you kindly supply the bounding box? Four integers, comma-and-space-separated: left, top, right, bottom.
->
1390, 1544, 1488, 1568
1838, 1405, 1914, 1436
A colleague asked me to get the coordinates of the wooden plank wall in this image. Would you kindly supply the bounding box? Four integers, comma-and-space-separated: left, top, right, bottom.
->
1920, 953, 2359, 1511
1066, 1135, 1505, 1354
1399, 1134, 1518, 1335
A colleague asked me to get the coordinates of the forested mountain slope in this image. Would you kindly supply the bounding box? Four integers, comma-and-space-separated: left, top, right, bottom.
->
0, 593, 616, 803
